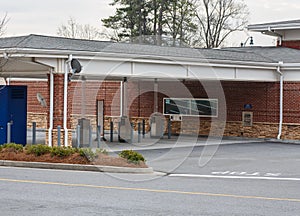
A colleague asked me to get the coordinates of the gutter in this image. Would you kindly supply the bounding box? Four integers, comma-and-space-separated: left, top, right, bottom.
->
276, 62, 284, 140
48, 69, 54, 146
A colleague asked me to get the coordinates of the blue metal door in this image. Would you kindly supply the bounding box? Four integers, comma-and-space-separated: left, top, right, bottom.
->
0, 86, 9, 145
9, 86, 27, 145
0, 86, 27, 145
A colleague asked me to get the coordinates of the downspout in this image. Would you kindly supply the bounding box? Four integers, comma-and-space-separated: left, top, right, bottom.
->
120, 81, 123, 117
121, 77, 127, 117
64, 55, 72, 146
48, 69, 54, 146
276, 62, 284, 140
154, 78, 158, 113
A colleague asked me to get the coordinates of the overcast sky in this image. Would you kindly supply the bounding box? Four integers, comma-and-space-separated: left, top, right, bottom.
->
2, 0, 300, 46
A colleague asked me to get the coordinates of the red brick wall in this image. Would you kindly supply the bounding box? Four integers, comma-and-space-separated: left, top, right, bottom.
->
69, 81, 121, 116
221, 81, 279, 123
282, 82, 300, 123
11, 79, 300, 127
279, 40, 300, 49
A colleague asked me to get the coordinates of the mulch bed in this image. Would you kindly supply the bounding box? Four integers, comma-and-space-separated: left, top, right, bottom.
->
0, 148, 148, 168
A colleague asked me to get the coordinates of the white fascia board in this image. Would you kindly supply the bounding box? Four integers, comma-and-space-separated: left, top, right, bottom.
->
280, 63, 300, 70
281, 70, 300, 81
0, 48, 278, 70
248, 24, 300, 32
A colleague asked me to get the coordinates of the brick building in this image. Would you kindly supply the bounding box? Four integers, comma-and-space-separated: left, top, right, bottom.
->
1, 19, 300, 146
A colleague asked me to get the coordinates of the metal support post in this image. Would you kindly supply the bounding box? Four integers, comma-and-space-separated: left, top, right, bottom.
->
168, 119, 171, 139
57, 125, 61, 147
118, 122, 121, 142
32, 122, 36, 145
138, 122, 141, 143
89, 125, 92, 148
76, 125, 80, 148
110, 121, 114, 142
142, 119, 145, 138
6, 122, 12, 143
97, 126, 101, 148
130, 123, 134, 144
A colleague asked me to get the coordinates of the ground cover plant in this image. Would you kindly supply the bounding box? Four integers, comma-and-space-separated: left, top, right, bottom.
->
0, 143, 147, 168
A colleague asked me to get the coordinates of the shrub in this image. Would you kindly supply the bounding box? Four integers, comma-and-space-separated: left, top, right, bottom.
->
50, 147, 76, 157
26, 144, 51, 156
3, 143, 24, 152
119, 150, 145, 164
96, 148, 108, 155
78, 148, 97, 161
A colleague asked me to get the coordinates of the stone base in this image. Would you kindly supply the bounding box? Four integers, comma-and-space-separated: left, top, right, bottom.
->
45, 129, 73, 147
168, 119, 300, 140
71, 115, 152, 132
70, 114, 300, 140
27, 112, 48, 129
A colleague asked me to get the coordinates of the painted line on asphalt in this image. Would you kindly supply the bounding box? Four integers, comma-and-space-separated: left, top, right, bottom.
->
169, 174, 300, 181
0, 177, 299, 203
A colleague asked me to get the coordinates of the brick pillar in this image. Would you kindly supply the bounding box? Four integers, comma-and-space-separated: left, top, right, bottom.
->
46, 73, 72, 147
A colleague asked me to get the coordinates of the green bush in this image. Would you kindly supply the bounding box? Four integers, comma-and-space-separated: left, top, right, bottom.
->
3, 143, 24, 152
119, 150, 145, 164
25, 144, 51, 156
96, 148, 108, 155
78, 148, 97, 161
50, 147, 76, 157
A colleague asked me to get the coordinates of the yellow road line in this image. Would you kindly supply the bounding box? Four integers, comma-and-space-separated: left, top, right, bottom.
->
0, 177, 299, 203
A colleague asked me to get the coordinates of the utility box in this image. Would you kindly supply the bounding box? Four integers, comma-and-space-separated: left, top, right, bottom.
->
242, 112, 253, 127
0, 86, 27, 145
118, 116, 132, 143
78, 118, 91, 147
150, 113, 164, 138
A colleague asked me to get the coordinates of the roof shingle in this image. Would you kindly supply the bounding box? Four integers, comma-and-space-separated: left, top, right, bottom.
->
0, 34, 299, 64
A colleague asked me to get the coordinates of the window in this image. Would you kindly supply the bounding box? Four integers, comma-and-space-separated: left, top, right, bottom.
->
163, 98, 218, 117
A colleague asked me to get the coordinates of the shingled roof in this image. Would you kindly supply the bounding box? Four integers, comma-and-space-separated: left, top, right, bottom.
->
0, 34, 300, 64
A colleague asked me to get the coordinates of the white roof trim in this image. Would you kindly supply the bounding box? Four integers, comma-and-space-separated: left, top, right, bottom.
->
248, 20, 300, 32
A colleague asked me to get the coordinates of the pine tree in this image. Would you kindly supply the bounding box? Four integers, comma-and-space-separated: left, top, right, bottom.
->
102, 0, 197, 46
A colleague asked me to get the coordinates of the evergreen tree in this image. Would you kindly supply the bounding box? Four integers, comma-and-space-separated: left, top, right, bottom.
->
102, 0, 152, 41
102, 0, 197, 46
102, 0, 249, 47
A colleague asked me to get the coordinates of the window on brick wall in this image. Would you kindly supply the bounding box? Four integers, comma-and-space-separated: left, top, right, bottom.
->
163, 98, 218, 117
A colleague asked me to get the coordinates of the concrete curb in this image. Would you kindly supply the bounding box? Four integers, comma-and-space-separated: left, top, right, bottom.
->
266, 139, 300, 145
0, 160, 154, 174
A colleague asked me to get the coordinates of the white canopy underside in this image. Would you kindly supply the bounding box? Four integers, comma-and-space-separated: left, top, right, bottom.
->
0, 58, 50, 78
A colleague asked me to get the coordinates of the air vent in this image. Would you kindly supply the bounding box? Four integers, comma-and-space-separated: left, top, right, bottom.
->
11, 88, 25, 99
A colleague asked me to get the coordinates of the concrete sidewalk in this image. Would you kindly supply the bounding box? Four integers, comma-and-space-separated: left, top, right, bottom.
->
27, 129, 265, 152
95, 135, 265, 152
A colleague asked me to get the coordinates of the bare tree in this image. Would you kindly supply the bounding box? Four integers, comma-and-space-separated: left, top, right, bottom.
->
57, 17, 103, 40
194, 0, 249, 48
0, 13, 9, 37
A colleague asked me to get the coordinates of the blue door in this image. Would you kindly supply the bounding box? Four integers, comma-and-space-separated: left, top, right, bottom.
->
9, 86, 27, 145
0, 86, 9, 145
0, 86, 27, 145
